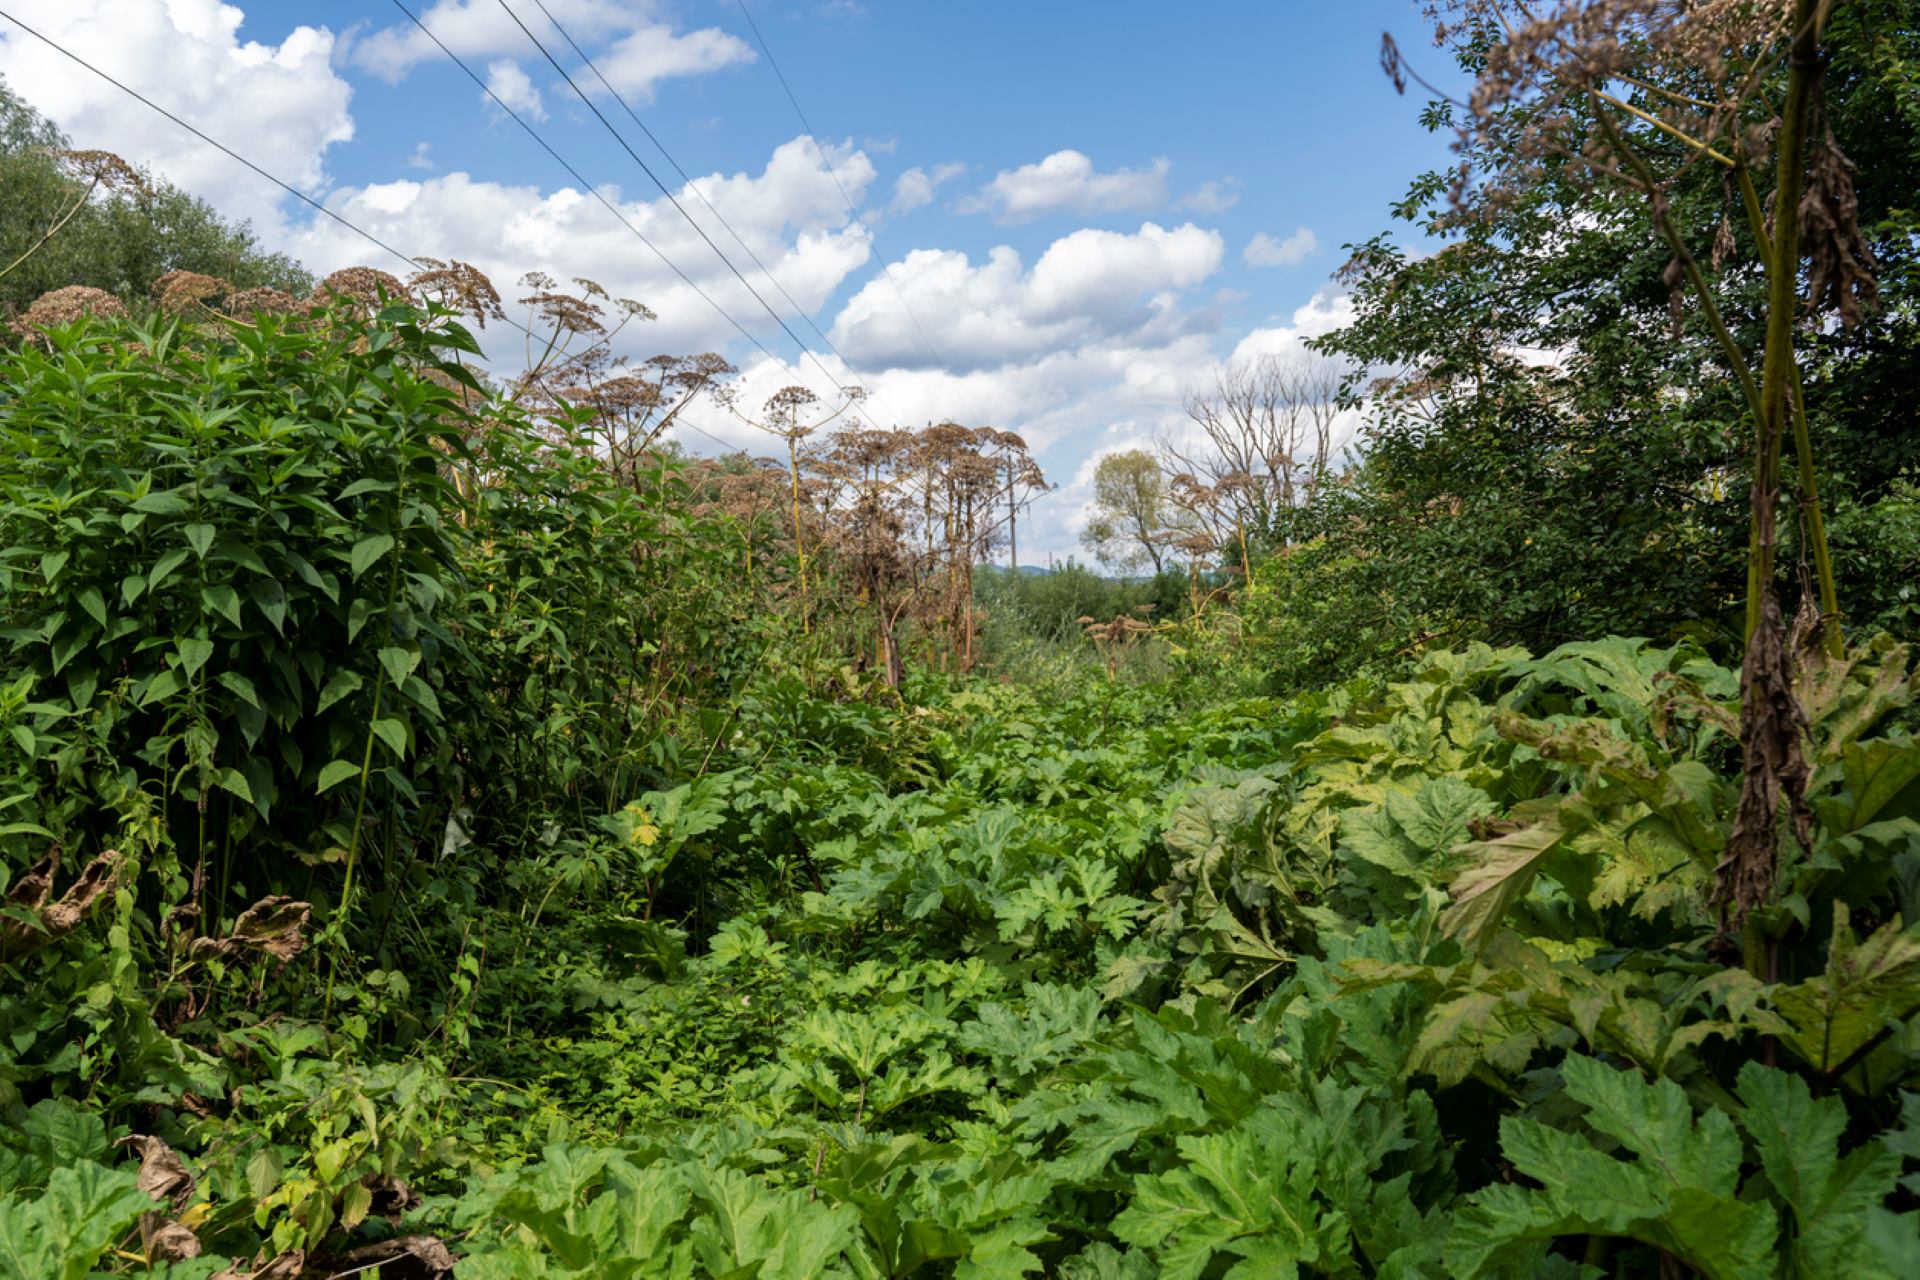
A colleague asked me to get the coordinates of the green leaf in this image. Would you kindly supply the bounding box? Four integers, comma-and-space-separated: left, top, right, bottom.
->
317, 759, 362, 793
177, 636, 215, 679
1440, 816, 1571, 948
350, 533, 396, 579
148, 547, 192, 592
202, 584, 242, 628
1841, 736, 1920, 831
1446, 1055, 1777, 1280
8, 1100, 110, 1188
1737, 1061, 1904, 1277
1773, 903, 1920, 1078
338, 479, 395, 501
38, 550, 69, 583
1113, 1125, 1320, 1280
370, 717, 408, 759
215, 767, 254, 805
216, 670, 262, 709
315, 670, 363, 715
347, 596, 377, 643
249, 577, 287, 633
132, 489, 190, 514
183, 522, 215, 559
75, 587, 106, 628
0, 1162, 153, 1280
400, 674, 442, 720
140, 667, 183, 706
245, 1147, 283, 1202
378, 646, 418, 690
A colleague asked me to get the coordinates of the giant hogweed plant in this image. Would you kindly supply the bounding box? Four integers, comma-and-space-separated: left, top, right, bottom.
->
1153, 636, 1920, 1264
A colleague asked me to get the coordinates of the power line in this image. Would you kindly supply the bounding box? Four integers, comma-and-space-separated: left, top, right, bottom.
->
509, 1, 932, 452
387, 0, 834, 399
489, 0, 870, 408
731, 0, 949, 375
519, 1, 866, 380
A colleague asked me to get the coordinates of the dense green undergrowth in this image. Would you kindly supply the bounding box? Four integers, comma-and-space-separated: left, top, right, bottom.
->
4, 309, 1920, 1279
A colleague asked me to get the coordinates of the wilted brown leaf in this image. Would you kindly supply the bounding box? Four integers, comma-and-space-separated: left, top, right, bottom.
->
144, 1219, 203, 1262
191, 897, 312, 964
334, 1233, 458, 1277
0, 849, 123, 964
119, 1133, 195, 1212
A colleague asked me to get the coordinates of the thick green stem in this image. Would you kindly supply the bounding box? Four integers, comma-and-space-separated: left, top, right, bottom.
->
1735, 157, 1843, 656
1789, 371, 1843, 655
1746, 0, 1822, 643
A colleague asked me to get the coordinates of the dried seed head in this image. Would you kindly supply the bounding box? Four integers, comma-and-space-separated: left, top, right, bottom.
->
45, 147, 146, 195
410, 258, 505, 326
153, 270, 232, 314
312, 266, 409, 311
13, 285, 126, 339
222, 286, 303, 318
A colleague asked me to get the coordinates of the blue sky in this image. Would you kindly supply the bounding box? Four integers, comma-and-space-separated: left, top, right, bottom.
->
0, 0, 1459, 560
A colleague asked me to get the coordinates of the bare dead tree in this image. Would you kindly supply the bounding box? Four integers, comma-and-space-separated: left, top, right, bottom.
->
1164, 353, 1342, 549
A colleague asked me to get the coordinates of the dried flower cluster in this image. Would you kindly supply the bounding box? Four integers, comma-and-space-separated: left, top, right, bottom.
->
152, 270, 231, 315
312, 266, 409, 313
409, 257, 506, 327
10, 284, 126, 341
222, 286, 303, 318
45, 146, 148, 196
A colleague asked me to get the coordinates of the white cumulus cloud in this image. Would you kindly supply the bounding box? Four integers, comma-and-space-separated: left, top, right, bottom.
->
1243, 226, 1319, 267
350, 0, 634, 80
283, 136, 878, 360
590, 23, 754, 101
1178, 179, 1240, 215
828, 221, 1224, 372
889, 161, 965, 214
0, 0, 353, 234
348, 0, 752, 100
961, 149, 1171, 223
483, 58, 545, 120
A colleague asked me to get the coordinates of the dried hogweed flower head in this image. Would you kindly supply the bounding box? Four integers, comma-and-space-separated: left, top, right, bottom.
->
1398, 2, 1799, 210
152, 270, 232, 315
1389, 2, 1877, 323
409, 258, 505, 327
221, 286, 302, 318
46, 147, 147, 196
13, 285, 126, 340
311, 266, 410, 313
519, 269, 607, 336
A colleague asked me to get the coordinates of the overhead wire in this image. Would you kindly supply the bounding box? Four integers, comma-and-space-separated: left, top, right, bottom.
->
517, 0, 883, 401
385, 0, 818, 378
485, 0, 889, 421
730, 0, 950, 376
727, 0, 1054, 555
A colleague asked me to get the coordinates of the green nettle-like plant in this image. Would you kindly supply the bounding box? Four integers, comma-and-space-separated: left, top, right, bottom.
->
0, 306, 471, 922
